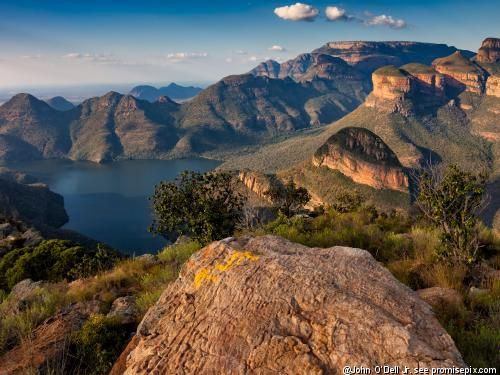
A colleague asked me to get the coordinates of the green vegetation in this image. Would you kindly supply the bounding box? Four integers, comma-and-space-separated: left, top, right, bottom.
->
150, 171, 245, 244
373, 65, 407, 77
400, 63, 437, 74
264, 178, 310, 217
417, 165, 489, 264
69, 315, 130, 375
0, 240, 120, 292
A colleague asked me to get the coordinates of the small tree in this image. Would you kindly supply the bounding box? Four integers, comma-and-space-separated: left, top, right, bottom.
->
416, 164, 489, 264
264, 178, 310, 218
330, 189, 365, 213
149, 171, 245, 244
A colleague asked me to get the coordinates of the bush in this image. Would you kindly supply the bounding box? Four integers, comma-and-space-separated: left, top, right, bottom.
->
0, 240, 120, 291
150, 171, 245, 244
69, 315, 130, 375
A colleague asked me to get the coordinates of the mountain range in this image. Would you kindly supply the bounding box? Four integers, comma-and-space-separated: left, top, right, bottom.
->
0, 41, 473, 163
128, 83, 203, 102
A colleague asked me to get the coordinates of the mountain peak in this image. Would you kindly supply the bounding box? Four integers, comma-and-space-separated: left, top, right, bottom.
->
45, 96, 75, 111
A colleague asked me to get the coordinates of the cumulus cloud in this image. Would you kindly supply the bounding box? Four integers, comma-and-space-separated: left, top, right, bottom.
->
165, 52, 209, 63
274, 3, 319, 22
365, 14, 407, 29
325, 6, 349, 21
235, 50, 248, 55
268, 45, 286, 52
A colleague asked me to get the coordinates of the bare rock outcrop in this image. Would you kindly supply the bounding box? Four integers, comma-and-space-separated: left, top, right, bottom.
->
432, 51, 487, 94
476, 38, 500, 64
486, 74, 500, 98
313, 127, 409, 192
119, 236, 464, 373
365, 64, 446, 114
238, 170, 276, 201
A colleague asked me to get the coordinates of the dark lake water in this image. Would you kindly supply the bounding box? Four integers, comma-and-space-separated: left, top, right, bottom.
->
4, 159, 221, 255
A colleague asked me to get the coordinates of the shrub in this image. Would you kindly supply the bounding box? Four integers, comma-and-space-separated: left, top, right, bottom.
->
264, 178, 310, 218
69, 315, 130, 375
150, 171, 245, 244
0, 240, 120, 291
416, 164, 489, 264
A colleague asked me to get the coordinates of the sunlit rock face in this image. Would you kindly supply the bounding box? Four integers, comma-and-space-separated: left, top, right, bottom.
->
115, 235, 464, 374
313, 127, 409, 192
433, 51, 487, 94
476, 38, 500, 63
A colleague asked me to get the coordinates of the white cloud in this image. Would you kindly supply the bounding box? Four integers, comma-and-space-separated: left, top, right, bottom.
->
268, 45, 286, 52
274, 3, 319, 22
235, 50, 248, 55
225, 57, 233, 63
366, 14, 407, 29
63, 53, 120, 64
166, 52, 209, 63
249, 56, 258, 62
21, 54, 43, 60
325, 6, 347, 21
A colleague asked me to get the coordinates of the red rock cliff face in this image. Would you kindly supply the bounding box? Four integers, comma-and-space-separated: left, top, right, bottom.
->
476, 38, 500, 63
486, 75, 500, 98
313, 127, 409, 192
433, 52, 487, 94
238, 170, 274, 201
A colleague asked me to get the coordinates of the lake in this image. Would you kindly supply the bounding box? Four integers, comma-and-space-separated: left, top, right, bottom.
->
4, 159, 221, 254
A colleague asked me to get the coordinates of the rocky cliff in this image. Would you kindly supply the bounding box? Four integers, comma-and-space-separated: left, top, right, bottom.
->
238, 170, 275, 201
432, 52, 487, 95
0, 169, 68, 228
313, 41, 473, 73
365, 64, 447, 114
116, 236, 464, 374
313, 127, 409, 192
476, 37, 500, 63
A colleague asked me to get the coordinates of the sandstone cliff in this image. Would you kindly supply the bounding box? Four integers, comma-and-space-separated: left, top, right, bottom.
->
313, 127, 409, 192
116, 236, 464, 374
238, 170, 275, 201
432, 52, 487, 95
476, 37, 500, 63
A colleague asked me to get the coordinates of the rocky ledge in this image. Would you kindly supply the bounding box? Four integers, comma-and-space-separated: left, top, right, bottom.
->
313, 127, 409, 192
115, 235, 464, 374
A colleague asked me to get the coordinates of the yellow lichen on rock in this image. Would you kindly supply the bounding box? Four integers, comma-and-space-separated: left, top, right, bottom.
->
193, 251, 259, 288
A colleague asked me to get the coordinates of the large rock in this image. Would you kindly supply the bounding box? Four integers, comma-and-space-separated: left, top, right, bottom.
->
313, 127, 409, 192
432, 52, 487, 94
476, 38, 500, 64
119, 236, 464, 373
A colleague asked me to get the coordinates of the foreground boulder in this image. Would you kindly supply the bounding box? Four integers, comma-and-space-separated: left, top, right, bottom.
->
118, 235, 464, 374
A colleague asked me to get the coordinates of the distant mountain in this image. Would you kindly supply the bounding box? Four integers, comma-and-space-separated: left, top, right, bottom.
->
251, 42, 473, 82
129, 83, 203, 102
45, 96, 75, 111
68, 92, 180, 163
0, 94, 71, 160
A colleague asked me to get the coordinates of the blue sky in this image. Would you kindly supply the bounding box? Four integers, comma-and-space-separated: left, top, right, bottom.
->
0, 0, 498, 88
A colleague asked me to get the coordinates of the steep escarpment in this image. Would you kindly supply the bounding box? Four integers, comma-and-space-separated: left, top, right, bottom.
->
432, 51, 487, 95
0, 168, 68, 228
313, 127, 408, 192
118, 236, 464, 373
313, 41, 473, 73
476, 37, 500, 64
